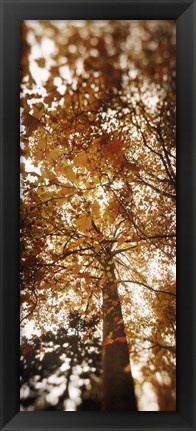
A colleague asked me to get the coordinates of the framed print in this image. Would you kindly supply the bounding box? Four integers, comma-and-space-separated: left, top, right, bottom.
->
0, 0, 196, 430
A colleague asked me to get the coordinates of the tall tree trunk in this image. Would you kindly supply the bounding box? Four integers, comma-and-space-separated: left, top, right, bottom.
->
102, 258, 137, 411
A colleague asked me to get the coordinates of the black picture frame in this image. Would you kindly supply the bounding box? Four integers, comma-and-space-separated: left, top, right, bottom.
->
0, 0, 195, 430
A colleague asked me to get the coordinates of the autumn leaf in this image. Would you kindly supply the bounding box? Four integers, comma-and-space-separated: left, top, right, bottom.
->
73, 151, 88, 168
102, 139, 124, 167
35, 271, 45, 282
73, 262, 82, 273
78, 271, 91, 282
20, 293, 30, 304
64, 166, 76, 183
91, 200, 101, 218
94, 243, 101, 253
36, 58, 46, 68
22, 112, 41, 135
117, 236, 126, 245
75, 215, 92, 232
131, 234, 139, 242
20, 163, 26, 175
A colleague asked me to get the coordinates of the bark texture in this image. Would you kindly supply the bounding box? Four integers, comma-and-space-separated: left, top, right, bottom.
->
102, 259, 137, 411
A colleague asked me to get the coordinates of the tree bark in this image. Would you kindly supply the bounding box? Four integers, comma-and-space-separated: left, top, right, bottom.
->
102, 258, 137, 411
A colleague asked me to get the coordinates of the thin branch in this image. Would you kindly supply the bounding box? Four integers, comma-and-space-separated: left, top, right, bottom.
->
117, 279, 176, 297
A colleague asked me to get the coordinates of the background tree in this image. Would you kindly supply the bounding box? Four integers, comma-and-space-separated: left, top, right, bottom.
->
20, 20, 176, 411
20, 311, 102, 411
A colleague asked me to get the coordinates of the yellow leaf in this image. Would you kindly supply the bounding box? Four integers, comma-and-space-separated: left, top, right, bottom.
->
94, 243, 100, 252
73, 151, 88, 167
78, 271, 91, 282
64, 166, 76, 182
118, 236, 125, 245
36, 58, 46, 68
91, 200, 100, 217
75, 215, 92, 232
86, 328, 93, 335
73, 263, 82, 273
41, 209, 47, 217
50, 148, 59, 160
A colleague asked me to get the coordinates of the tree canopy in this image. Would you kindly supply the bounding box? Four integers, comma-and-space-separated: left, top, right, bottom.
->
20, 20, 176, 411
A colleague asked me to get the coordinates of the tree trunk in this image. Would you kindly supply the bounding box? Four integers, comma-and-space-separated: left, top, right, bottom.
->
102, 258, 137, 411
